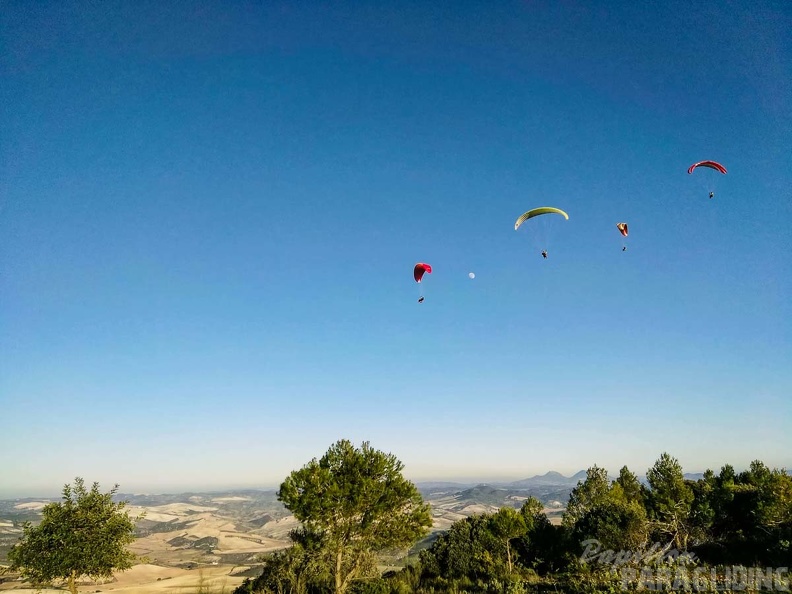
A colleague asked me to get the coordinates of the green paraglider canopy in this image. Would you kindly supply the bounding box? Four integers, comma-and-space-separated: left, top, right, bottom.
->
514, 207, 569, 230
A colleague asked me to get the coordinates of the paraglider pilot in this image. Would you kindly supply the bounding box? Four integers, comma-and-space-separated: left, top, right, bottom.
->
541, 250, 548, 259
709, 192, 714, 199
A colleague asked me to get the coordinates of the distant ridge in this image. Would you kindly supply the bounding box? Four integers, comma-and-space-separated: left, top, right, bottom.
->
505, 470, 588, 489
415, 468, 719, 491
415, 471, 590, 492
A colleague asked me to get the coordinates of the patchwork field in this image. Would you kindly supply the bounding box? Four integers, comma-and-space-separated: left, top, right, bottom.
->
0, 479, 571, 593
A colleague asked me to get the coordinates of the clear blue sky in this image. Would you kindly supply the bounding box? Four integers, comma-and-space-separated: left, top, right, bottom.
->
1, 1, 790, 497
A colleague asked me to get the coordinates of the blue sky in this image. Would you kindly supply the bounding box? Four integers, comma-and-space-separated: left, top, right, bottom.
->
1, 1, 790, 497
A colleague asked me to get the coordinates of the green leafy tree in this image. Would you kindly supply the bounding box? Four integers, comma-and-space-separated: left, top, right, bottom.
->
418, 513, 503, 583
710, 461, 792, 565
571, 496, 648, 552
712, 464, 737, 534
685, 462, 792, 566
558, 466, 651, 560
646, 453, 694, 550
743, 462, 792, 565
514, 498, 569, 574
562, 466, 611, 529
277, 440, 432, 594
740, 461, 792, 532
615, 466, 646, 506
489, 506, 526, 574
242, 529, 329, 594
688, 469, 716, 543
6, 478, 140, 594
518, 497, 544, 527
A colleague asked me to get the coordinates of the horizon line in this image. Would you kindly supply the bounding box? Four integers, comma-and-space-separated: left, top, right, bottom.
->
0, 468, 725, 500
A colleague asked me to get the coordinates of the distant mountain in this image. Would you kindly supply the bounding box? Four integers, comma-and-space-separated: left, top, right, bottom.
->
570, 470, 588, 482
415, 472, 592, 514
506, 470, 587, 489
415, 470, 586, 494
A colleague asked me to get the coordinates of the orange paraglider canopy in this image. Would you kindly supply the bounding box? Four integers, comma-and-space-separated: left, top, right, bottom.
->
616, 222, 628, 237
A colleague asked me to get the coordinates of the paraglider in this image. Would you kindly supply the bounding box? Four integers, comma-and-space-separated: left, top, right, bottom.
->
688, 160, 727, 199
687, 160, 727, 175
514, 207, 569, 259
616, 222, 628, 251
414, 263, 431, 283
414, 263, 432, 303
514, 207, 569, 230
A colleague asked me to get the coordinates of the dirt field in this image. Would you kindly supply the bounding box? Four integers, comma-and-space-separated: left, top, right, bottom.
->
0, 563, 248, 593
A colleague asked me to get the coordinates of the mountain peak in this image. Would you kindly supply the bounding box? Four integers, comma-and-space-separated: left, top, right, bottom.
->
507, 470, 587, 488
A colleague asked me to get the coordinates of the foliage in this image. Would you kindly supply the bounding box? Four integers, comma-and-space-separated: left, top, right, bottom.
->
489, 507, 526, 574
560, 465, 650, 558
693, 460, 792, 565
571, 497, 648, 553
6, 477, 141, 594
239, 536, 331, 594
276, 440, 432, 594
562, 466, 610, 529
646, 453, 694, 550
238, 449, 792, 594
615, 466, 646, 506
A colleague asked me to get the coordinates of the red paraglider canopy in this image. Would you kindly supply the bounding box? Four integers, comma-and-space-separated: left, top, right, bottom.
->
616, 222, 628, 237
414, 263, 432, 283
687, 160, 727, 175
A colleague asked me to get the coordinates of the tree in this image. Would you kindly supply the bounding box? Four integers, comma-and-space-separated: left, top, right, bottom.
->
518, 496, 544, 527
616, 466, 646, 506
419, 513, 503, 583
559, 466, 651, 559
563, 466, 611, 529
6, 478, 140, 594
489, 506, 526, 574
571, 496, 648, 552
708, 464, 737, 542
277, 440, 432, 594
710, 461, 792, 565
739, 461, 792, 532
514, 498, 568, 574
646, 453, 694, 550
241, 529, 330, 594
687, 469, 716, 544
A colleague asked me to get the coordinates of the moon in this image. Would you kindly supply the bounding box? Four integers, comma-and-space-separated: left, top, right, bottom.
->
468, 272, 475, 279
